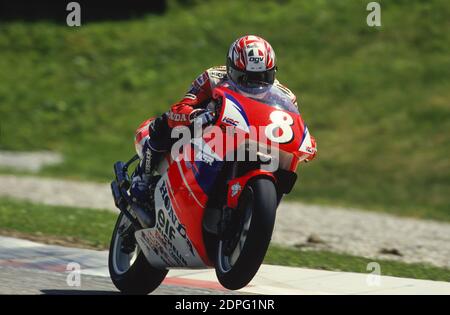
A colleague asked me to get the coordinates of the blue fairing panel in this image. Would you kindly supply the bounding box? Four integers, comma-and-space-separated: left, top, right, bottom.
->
185, 159, 224, 194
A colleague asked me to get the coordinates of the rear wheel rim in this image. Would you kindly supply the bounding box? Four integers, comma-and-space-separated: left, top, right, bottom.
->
112, 214, 139, 275
217, 188, 253, 273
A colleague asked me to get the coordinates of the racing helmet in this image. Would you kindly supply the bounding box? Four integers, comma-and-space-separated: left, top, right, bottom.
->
226, 35, 277, 94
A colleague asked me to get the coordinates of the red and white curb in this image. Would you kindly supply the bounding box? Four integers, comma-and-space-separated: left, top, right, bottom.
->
0, 236, 449, 295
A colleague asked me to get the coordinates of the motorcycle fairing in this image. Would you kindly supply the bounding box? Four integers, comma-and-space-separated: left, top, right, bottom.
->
135, 85, 311, 269
221, 92, 251, 133
135, 172, 208, 269
226, 170, 276, 209
297, 126, 315, 160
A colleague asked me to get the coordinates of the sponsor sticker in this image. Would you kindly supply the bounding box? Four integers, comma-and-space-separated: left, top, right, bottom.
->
231, 183, 242, 197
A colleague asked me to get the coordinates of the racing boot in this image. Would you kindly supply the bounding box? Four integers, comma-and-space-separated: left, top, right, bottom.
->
130, 138, 164, 205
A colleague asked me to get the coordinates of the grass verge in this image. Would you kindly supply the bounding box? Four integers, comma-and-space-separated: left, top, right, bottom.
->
265, 246, 450, 282
0, 198, 115, 249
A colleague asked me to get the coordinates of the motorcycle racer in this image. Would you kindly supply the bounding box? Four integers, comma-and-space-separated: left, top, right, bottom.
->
130, 35, 316, 205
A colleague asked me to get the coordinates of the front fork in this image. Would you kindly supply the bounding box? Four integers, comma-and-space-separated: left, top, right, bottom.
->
111, 154, 155, 230
204, 159, 298, 239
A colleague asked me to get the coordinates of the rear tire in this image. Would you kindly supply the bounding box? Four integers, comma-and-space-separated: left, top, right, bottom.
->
108, 213, 168, 294
215, 178, 277, 290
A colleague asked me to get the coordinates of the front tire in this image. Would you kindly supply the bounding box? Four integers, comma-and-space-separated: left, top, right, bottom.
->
108, 213, 168, 294
215, 178, 277, 290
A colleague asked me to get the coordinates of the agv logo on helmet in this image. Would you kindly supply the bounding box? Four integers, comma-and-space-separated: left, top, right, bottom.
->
248, 49, 264, 64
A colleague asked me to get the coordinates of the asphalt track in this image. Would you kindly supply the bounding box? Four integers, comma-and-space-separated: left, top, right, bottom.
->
0, 266, 236, 295
1, 236, 449, 295
0, 236, 238, 295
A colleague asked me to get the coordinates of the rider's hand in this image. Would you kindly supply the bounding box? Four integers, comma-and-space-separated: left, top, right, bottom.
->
189, 109, 215, 126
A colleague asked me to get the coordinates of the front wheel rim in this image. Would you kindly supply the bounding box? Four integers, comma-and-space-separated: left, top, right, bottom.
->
112, 214, 139, 275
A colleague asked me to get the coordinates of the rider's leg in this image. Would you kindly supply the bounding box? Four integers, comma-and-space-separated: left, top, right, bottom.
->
130, 114, 171, 204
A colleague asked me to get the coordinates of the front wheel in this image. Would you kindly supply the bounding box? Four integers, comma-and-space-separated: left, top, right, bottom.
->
108, 213, 168, 294
215, 178, 277, 290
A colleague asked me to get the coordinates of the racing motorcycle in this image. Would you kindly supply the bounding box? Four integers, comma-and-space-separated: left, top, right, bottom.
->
109, 80, 316, 294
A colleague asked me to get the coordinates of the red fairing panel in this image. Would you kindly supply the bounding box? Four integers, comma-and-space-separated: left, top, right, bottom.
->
166, 157, 213, 266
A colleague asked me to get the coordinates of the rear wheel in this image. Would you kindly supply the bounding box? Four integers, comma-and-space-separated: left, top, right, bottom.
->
108, 213, 168, 294
215, 178, 277, 290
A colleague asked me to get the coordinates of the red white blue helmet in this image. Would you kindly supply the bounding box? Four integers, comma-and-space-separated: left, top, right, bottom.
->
226, 35, 276, 93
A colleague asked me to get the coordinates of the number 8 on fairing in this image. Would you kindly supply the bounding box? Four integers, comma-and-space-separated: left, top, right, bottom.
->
265, 110, 294, 144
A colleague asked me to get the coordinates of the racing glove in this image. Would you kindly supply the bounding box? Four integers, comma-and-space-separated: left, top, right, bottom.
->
189, 108, 215, 126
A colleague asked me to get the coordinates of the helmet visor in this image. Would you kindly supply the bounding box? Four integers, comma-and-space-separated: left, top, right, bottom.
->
228, 65, 276, 91
244, 70, 276, 88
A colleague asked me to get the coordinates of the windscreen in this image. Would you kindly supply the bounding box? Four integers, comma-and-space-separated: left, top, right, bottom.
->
221, 80, 300, 114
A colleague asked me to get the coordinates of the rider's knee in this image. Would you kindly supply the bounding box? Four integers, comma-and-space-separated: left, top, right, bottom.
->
134, 114, 171, 159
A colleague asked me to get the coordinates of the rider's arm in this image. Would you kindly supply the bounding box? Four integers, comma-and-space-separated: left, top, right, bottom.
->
167, 71, 213, 128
